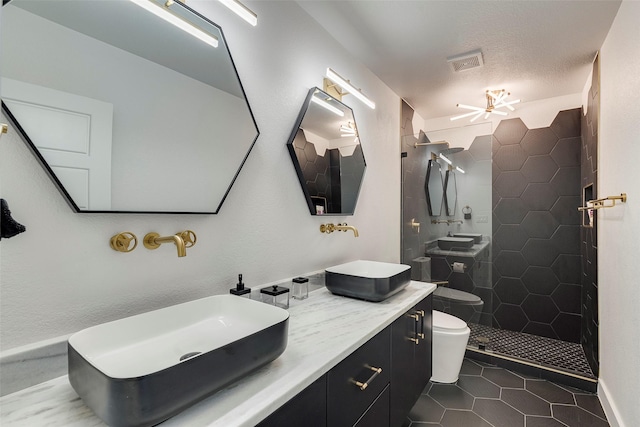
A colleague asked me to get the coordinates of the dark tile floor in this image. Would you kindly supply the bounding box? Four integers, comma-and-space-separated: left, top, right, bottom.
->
403, 359, 609, 427
468, 323, 596, 379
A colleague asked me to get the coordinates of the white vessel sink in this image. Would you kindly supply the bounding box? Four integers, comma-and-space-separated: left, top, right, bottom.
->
325, 260, 411, 302
68, 295, 289, 427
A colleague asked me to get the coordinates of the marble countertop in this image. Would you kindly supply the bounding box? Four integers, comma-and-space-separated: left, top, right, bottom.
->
0, 281, 436, 427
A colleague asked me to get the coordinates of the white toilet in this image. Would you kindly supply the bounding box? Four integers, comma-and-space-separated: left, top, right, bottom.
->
431, 310, 470, 383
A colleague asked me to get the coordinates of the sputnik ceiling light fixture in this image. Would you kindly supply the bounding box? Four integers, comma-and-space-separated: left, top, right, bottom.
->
450, 89, 520, 122
340, 122, 359, 142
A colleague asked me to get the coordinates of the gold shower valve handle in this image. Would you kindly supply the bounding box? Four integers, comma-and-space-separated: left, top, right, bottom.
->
179, 230, 197, 248
110, 232, 138, 253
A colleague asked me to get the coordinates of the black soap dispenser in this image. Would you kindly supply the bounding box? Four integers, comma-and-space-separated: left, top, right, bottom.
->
230, 274, 251, 298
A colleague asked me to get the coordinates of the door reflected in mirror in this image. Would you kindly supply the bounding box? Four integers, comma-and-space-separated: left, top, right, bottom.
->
1, 0, 258, 213
425, 158, 444, 216
287, 88, 366, 215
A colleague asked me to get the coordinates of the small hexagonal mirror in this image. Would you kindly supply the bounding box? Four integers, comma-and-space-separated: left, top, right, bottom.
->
287, 88, 366, 215
425, 158, 444, 216
1, 0, 258, 213
444, 168, 458, 216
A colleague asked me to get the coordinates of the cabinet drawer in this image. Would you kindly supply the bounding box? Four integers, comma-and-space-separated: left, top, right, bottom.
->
327, 325, 391, 427
257, 375, 326, 427
354, 384, 390, 427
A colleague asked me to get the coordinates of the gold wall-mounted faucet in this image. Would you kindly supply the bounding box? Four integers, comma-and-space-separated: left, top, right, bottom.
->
320, 223, 359, 237
431, 219, 463, 225
143, 230, 197, 257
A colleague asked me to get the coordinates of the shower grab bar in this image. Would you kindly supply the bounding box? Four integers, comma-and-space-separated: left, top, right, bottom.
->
578, 193, 627, 211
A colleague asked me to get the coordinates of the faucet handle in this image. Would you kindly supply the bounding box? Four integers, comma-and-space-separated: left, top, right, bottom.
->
110, 231, 138, 253
178, 230, 197, 248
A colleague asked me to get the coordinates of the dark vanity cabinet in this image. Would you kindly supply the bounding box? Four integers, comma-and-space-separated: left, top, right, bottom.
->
327, 326, 391, 427
258, 294, 432, 427
390, 296, 433, 427
257, 376, 327, 427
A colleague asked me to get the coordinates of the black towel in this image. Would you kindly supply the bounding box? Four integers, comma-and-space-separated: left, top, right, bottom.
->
0, 198, 26, 240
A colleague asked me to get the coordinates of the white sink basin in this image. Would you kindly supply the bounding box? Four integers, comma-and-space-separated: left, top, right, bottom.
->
68, 295, 289, 427
325, 260, 411, 302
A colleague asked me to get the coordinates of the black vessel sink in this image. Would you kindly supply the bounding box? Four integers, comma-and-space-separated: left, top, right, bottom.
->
68, 295, 289, 427
325, 260, 411, 302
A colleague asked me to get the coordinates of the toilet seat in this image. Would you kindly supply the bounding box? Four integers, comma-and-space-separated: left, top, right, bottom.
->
433, 310, 468, 332
433, 287, 483, 305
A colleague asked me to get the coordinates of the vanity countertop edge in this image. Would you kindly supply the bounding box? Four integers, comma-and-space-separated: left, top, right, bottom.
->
0, 281, 436, 427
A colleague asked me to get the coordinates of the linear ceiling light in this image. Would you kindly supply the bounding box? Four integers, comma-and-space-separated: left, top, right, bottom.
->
311, 94, 344, 117
130, 0, 218, 48
324, 68, 376, 109
439, 153, 453, 165
218, 0, 258, 26
451, 89, 520, 122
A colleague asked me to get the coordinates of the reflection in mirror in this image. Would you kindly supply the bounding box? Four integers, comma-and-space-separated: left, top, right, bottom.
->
1, 0, 258, 213
425, 158, 444, 216
287, 88, 366, 215
444, 168, 457, 216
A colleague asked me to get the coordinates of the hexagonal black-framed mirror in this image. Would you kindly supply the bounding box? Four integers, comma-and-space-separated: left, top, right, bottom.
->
1, 0, 258, 213
286, 87, 366, 215
444, 168, 458, 216
425, 158, 444, 216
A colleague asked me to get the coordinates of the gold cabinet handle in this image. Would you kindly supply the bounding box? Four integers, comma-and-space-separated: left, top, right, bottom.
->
352, 365, 383, 391
417, 310, 425, 339
110, 232, 138, 253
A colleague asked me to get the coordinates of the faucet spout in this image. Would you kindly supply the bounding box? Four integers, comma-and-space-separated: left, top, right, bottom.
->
335, 223, 359, 237
143, 232, 187, 257
320, 223, 359, 237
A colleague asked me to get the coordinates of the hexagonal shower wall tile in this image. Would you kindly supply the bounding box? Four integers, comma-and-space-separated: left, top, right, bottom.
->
491, 109, 583, 342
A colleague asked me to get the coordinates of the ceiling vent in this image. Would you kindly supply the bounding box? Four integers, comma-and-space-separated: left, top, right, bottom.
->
447, 49, 484, 72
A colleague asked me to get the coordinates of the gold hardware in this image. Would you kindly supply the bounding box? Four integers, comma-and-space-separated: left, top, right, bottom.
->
410, 314, 420, 321
351, 365, 382, 391
414, 140, 448, 148
432, 280, 449, 285
110, 232, 138, 253
143, 231, 196, 257
417, 310, 425, 339
410, 218, 420, 233
178, 230, 197, 248
409, 337, 419, 344
578, 193, 627, 211
1, 124, 8, 134
320, 223, 359, 237
431, 219, 464, 225
323, 77, 345, 100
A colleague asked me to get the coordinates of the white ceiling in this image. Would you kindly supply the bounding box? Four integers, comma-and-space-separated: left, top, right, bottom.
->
297, 0, 621, 120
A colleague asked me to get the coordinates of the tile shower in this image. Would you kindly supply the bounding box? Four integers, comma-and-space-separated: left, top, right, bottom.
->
401, 99, 598, 383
